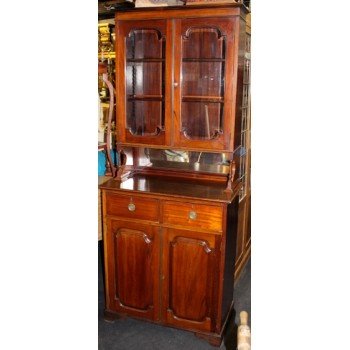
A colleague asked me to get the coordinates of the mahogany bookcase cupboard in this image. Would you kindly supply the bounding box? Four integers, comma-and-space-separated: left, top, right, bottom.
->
99, 4, 251, 347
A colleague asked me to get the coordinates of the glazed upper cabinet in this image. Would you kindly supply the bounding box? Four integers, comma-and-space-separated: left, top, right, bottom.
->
116, 11, 241, 151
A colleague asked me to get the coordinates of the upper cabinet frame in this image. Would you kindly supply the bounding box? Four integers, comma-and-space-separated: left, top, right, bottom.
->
115, 5, 247, 153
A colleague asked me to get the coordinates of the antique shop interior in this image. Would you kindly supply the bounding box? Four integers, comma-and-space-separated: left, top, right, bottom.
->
98, 0, 251, 348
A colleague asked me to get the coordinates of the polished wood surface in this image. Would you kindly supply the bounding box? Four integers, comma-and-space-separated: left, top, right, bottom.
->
101, 178, 241, 345
221, 196, 239, 325
105, 192, 160, 222
115, 5, 245, 21
162, 228, 220, 332
100, 175, 239, 203
104, 219, 160, 321
163, 201, 223, 233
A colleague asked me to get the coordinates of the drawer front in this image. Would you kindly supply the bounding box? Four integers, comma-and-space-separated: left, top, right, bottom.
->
163, 201, 223, 232
105, 193, 159, 222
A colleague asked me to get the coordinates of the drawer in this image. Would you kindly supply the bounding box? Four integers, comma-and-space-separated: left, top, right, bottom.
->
163, 201, 223, 232
105, 193, 159, 222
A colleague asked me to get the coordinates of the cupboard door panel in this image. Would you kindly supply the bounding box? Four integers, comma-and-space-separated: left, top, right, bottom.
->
105, 219, 160, 321
116, 20, 171, 146
162, 229, 220, 332
173, 17, 237, 151
115, 228, 152, 309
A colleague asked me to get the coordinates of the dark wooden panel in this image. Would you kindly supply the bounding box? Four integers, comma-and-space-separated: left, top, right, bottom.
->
105, 193, 159, 222
170, 236, 210, 321
221, 195, 239, 326
162, 228, 220, 332
115, 227, 153, 309
104, 219, 160, 321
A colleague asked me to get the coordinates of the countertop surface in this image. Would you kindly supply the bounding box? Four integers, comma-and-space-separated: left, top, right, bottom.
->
99, 174, 240, 203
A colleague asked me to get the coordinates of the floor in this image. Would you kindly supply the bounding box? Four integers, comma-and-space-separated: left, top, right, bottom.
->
98, 245, 251, 350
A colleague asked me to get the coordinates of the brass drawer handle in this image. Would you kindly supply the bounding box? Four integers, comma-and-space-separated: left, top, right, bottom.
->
188, 210, 197, 220
128, 203, 136, 212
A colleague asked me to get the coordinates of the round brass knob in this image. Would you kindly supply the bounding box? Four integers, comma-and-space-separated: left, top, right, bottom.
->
188, 210, 197, 220
128, 203, 136, 212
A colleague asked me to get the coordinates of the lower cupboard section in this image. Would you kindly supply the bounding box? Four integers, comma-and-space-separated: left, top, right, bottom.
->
104, 219, 223, 332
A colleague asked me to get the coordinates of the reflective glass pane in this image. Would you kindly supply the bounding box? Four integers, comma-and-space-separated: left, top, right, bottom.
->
125, 29, 165, 136
181, 27, 225, 140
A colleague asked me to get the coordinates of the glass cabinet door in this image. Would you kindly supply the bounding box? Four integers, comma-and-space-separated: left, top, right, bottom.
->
173, 18, 236, 151
116, 20, 170, 146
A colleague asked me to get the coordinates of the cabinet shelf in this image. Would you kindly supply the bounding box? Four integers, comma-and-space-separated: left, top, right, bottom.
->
128, 95, 164, 101
182, 58, 225, 62
127, 58, 165, 63
182, 96, 224, 103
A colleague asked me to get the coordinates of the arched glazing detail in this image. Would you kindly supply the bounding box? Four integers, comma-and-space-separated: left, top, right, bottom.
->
180, 27, 226, 140
125, 29, 165, 136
